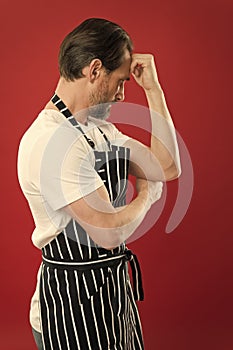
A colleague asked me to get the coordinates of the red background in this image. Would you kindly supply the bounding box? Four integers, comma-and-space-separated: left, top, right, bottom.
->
1, 0, 233, 349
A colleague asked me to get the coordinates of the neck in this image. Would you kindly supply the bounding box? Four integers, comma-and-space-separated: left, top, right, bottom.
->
46, 77, 90, 124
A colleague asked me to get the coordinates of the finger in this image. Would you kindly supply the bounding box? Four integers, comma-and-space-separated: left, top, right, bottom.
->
131, 54, 156, 71
130, 54, 143, 72
131, 63, 143, 77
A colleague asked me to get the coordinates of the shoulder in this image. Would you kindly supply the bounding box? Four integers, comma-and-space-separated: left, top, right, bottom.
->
20, 109, 82, 148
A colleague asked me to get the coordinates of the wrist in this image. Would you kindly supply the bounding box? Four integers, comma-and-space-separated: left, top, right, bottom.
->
145, 84, 164, 97
145, 86, 169, 119
138, 188, 151, 210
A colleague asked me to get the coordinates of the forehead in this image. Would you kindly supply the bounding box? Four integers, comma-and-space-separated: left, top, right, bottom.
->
112, 50, 131, 80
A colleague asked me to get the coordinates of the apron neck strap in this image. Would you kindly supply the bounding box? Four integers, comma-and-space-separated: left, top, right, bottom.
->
51, 93, 97, 149
51, 93, 112, 151
51, 94, 72, 118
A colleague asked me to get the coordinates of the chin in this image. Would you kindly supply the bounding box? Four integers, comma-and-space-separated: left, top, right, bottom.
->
89, 103, 112, 120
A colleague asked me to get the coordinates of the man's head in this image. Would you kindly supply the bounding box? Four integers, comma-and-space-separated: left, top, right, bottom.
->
59, 18, 133, 81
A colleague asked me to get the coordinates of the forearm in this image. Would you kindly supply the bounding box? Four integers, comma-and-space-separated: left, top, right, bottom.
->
115, 180, 163, 245
68, 181, 162, 250
130, 53, 181, 180
88, 190, 151, 248
68, 186, 150, 249
111, 188, 152, 245
145, 84, 171, 121
145, 86, 181, 178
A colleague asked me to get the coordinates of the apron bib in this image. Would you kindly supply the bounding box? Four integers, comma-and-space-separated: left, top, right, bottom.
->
39, 94, 144, 350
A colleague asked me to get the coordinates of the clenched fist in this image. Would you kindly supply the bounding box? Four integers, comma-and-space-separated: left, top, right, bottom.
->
131, 53, 161, 91
136, 178, 163, 207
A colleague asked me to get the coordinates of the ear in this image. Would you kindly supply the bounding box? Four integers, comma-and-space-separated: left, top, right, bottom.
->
82, 59, 103, 82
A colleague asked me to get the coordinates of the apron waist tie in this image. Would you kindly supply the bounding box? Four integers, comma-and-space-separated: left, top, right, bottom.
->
123, 249, 144, 301
42, 248, 144, 301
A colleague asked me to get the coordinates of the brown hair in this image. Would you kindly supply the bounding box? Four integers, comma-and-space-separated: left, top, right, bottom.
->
59, 18, 133, 81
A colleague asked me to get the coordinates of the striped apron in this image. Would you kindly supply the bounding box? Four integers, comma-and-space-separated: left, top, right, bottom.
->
39, 95, 144, 350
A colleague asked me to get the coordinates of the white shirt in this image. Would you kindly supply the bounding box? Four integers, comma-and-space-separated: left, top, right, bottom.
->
17, 109, 130, 331
18, 109, 130, 248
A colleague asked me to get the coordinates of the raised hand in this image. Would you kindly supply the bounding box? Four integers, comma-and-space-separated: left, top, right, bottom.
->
130, 53, 161, 91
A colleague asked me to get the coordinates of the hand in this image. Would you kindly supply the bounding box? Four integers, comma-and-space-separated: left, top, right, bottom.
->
131, 53, 161, 91
147, 180, 163, 205
136, 178, 163, 206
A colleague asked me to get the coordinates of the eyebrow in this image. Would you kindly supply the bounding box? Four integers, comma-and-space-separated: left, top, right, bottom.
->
119, 76, 130, 83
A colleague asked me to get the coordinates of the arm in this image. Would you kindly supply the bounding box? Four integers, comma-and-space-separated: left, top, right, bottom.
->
127, 53, 181, 181
66, 179, 163, 250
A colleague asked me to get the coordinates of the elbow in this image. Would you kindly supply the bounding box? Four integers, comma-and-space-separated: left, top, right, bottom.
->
164, 163, 182, 181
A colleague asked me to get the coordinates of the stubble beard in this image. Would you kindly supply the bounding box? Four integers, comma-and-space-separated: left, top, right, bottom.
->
88, 78, 113, 120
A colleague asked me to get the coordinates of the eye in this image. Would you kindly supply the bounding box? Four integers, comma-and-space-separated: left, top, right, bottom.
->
119, 80, 125, 88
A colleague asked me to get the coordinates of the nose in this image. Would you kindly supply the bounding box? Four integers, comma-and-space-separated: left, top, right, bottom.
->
115, 83, 125, 102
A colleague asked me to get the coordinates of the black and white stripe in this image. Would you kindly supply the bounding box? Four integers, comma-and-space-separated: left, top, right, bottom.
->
39, 94, 144, 349
40, 250, 144, 349
94, 145, 130, 208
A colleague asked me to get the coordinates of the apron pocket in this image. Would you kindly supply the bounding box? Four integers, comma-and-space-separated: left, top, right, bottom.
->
79, 267, 110, 305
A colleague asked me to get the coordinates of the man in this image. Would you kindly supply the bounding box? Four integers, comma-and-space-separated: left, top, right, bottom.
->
18, 18, 181, 350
